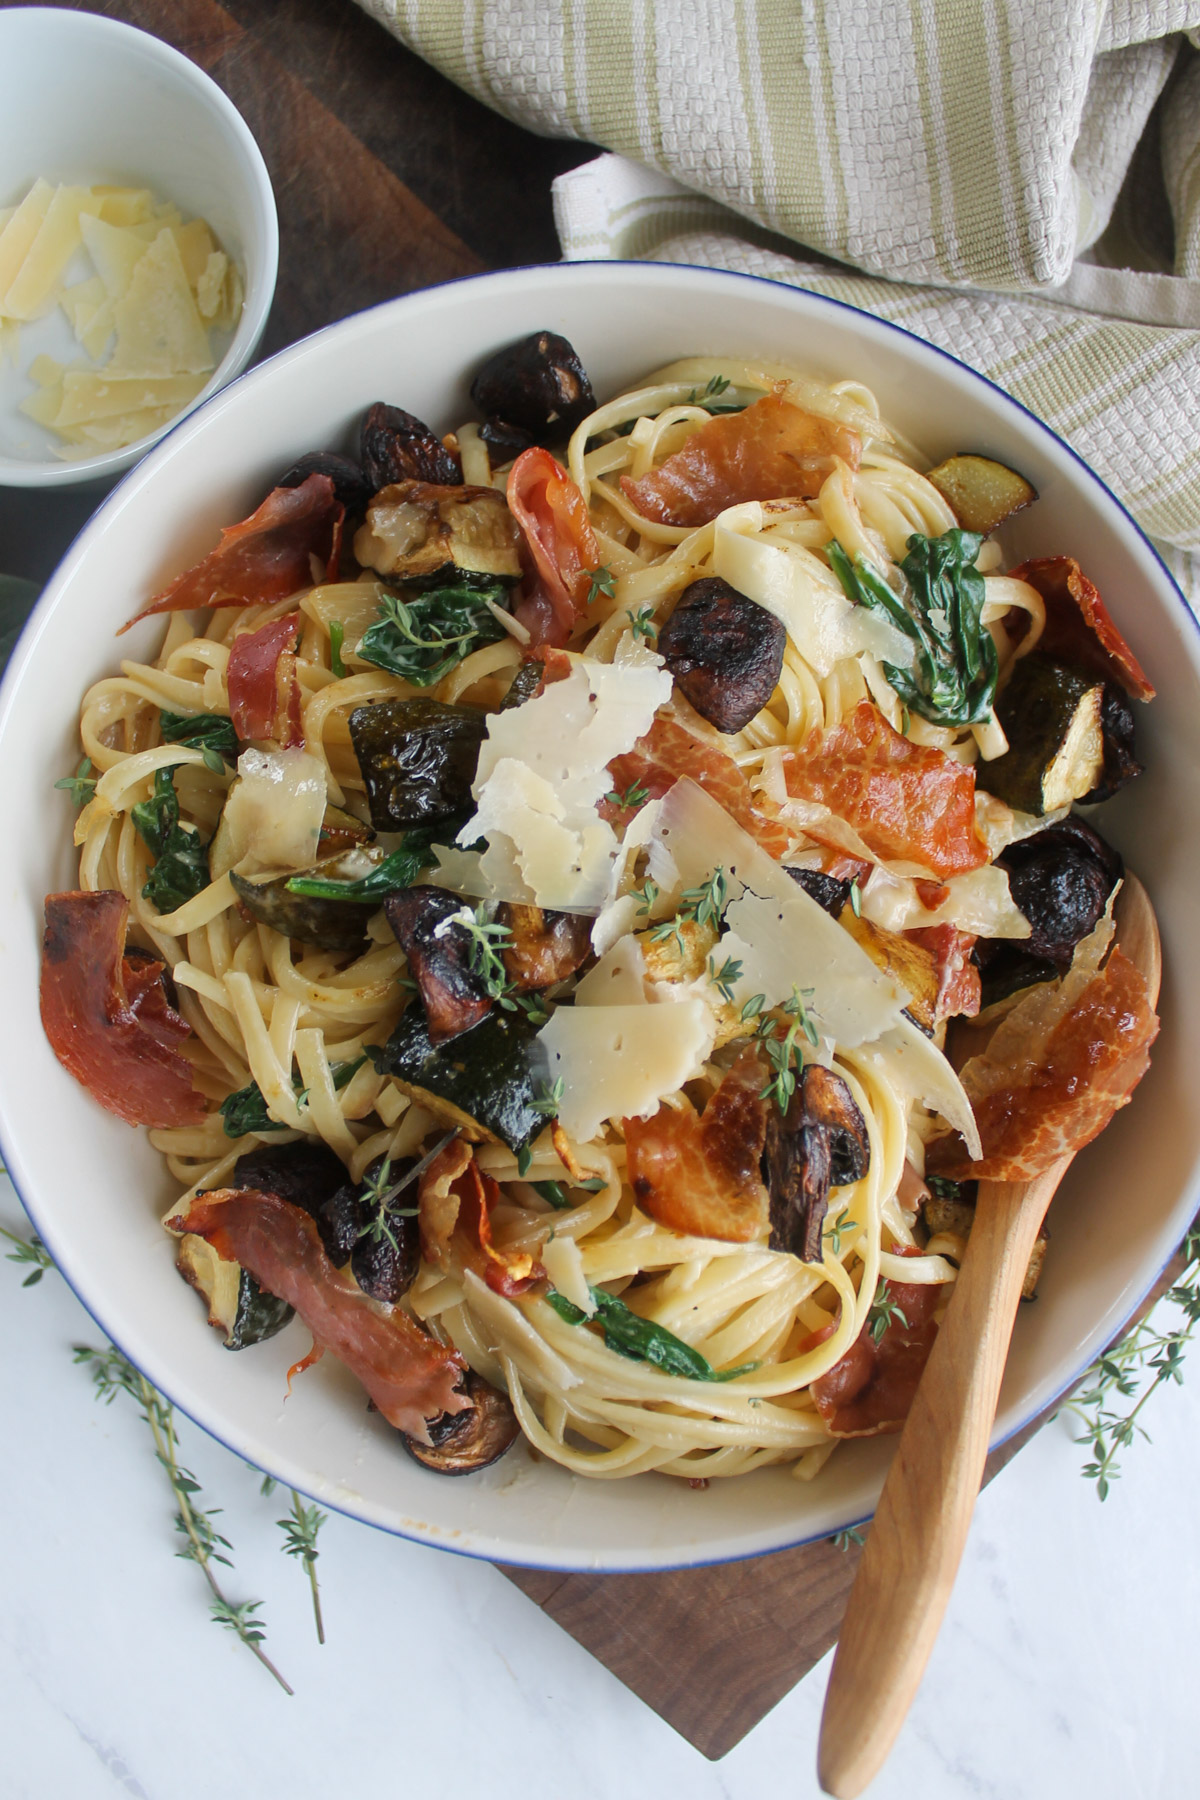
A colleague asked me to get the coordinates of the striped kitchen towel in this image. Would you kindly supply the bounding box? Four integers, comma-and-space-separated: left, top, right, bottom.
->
356, 0, 1200, 596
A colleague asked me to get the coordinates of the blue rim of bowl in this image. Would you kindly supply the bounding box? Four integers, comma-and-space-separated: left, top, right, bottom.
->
1, 257, 1195, 1573
0, 5, 279, 489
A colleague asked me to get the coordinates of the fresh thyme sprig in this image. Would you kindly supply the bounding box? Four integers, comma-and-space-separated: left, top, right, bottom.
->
605, 779, 650, 813
354, 1155, 420, 1257
627, 606, 658, 644
73, 1342, 293, 1695
0, 1220, 54, 1285
632, 878, 659, 916
532, 1077, 566, 1118
650, 867, 728, 956
707, 954, 744, 1005
278, 1491, 327, 1645
830, 1526, 867, 1552
586, 565, 616, 607
447, 902, 512, 996
757, 986, 820, 1112
866, 1279, 909, 1345
54, 756, 96, 808
824, 1211, 860, 1258
685, 374, 743, 415
1065, 1222, 1200, 1499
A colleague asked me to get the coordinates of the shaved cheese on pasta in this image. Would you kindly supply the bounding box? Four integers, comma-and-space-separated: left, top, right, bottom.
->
538, 1000, 717, 1141
458, 652, 671, 910
222, 747, 326, 872
712, 502, 914, 678
861, 864, 1031, 939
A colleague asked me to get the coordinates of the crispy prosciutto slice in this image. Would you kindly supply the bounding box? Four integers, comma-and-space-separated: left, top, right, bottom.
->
168, 1187, 468, 1442
227, 610, 304, 747
418, 1139, 543, 1294
782, 701, 988, 879
1010, 557, 1155, 702
619, 392, 862, 528
927, 922, 1158, 1181
507, 447, 600, 648
123, 474, 343, 632
41, 891, 206, 1128
810, 1277, 940, 1437
909, 923, 981, 1022
625, 1046, 770, 1242
605, 716, 791, 857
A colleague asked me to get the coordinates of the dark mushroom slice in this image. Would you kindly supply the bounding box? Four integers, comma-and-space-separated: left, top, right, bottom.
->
658, 577, 786, 733
784, 866, 852, 918
360, 402, 462, 490
977, 655, 1107, 816
276, 451, 373, 521
231, 860, 373, 953
499, 902, 593, 991
762, 1064, 870, 1263
312, 1155, 422, 1303
992, 815, 1121, 968
372, 1002, 544, 1153
349, 696, 487, 830
402, 1370, 520, 1474
479, 417, 535, 462
353, 481, 522, 589
925, 454, 1037, 535
470, 330, 596, 449
232, 1138, 349, 1216
385, 884, 495, 1045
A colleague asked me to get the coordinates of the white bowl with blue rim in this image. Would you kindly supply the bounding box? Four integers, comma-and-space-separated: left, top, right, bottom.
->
0, 261, 1193, 1570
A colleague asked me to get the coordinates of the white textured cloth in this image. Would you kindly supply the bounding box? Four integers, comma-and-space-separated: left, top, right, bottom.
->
356, 0, 1200, 594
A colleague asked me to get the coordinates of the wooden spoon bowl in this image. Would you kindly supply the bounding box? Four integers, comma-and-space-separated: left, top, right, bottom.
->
817, 875, 1161, 1798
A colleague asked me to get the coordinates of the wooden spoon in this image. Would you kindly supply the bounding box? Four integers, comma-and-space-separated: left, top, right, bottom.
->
817, 874, 1161, 1798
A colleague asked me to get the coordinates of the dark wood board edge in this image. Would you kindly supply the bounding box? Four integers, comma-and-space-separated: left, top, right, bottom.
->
499, 1235, 1191, 1760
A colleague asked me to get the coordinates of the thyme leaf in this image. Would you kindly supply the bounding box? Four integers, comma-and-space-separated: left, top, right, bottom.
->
277, 1491, 327, 1645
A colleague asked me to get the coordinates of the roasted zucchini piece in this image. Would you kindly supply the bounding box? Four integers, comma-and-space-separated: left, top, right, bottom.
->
501, 659, 544, 709
926, 454, 1037, 534
348, 697, 487, 830
373, 1003, 544, 1152
353, 481, 522, 588
838, 907, 941, 1034
977, 655, 1106, 815
231, 858, 373, 952
177, 1233, 293, 1349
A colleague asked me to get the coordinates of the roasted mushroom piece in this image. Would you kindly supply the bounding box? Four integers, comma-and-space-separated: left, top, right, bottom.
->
499, 902, 593, 991
385, 884, 494, 1045
974, 814, 1123, 1009
315, 1155, 421, 1304
353, 480, 523, 588
762, 1064, 870, 1263
658, 576, 786, 733
276, 450, 372, 521
360, 402, 462, 490
232, 1138, 349, 1216
348, 696, 488, 830
470, 330, 596, 455
402, 1370, 520, 1474
784, 866, 853, 918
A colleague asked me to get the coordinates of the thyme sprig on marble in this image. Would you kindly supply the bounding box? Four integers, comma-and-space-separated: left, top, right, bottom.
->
0, 1220, 54, 1285
1065, 1222, 1200, 1499
277, 1491, 328, 1645
73, 1342, 294, 1695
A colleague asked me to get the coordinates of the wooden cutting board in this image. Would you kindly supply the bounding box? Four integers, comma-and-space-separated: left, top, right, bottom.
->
3, 0, 1186, 1762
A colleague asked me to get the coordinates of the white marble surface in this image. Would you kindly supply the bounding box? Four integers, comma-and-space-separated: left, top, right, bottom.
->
2, 1171, 1196, 1800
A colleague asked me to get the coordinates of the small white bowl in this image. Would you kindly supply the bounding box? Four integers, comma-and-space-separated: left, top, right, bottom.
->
1, 263, 1197, 1571
0, 6, 277, 488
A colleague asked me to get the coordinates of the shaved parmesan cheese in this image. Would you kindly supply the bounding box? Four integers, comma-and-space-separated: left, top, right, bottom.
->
222, 748, 327, 874
2, 184, 97, 320
574, 935, 648, 1006
540, 1234, 594, 1314
712, 502, 914, 679
53, 369, 206, 428
538, 1000, 717, 1142
870, 1016, 983, 1161
110, 228, 214, 376
458, 653, 671, 911
590, 797, 663, 956
0, 178, 54, 302
195, 250, 229, 320
429, 842, 536, 906
861, 864, 1031, 939
93, 187, 155, 227
171, 218, 217, 288
79, 214, 150, 301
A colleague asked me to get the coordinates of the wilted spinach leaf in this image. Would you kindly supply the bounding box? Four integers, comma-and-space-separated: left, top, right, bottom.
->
131, 768, 210, 913
548, 1287, 757, 1381
357, 580, 512, 687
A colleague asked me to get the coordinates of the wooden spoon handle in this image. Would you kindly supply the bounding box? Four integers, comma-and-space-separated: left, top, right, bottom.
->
817, 1161, 1066, 1798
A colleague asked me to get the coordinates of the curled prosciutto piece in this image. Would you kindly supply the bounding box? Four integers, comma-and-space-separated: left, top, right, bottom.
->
41, 890, 206, 1128
507, 447, 601, 648
782, 701, 988, 880
811, 1277, 940, 1437
1009, 556, 1155, 702
168, 1186, 469, 1443
620, 392, 861, 528
122, 473, 343, 632
227, 610, 303, 747
625, 1045, 770, 1242
604, 715, 790, 857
